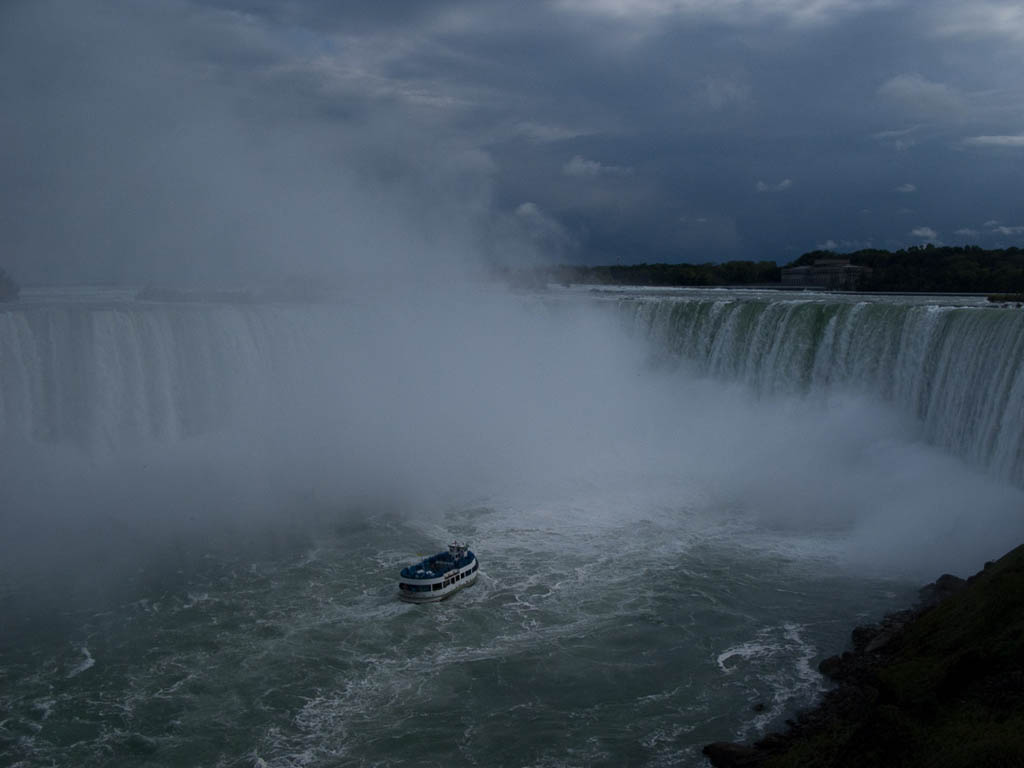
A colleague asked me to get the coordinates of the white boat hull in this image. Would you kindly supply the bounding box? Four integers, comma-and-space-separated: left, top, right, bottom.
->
398, 556, 478, 603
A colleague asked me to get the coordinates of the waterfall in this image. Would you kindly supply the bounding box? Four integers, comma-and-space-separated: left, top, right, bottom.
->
625, 295, 1024, 485
3, 291, 1023, 486
0, 301, 334, 454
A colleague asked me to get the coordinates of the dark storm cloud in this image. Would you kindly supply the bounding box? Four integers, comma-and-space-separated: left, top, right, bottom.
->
0, 0, 506, 283
2, 0, 1023, 281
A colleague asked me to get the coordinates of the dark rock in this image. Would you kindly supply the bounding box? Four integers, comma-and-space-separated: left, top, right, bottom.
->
702, 742, 763, 767
703, 544, 1024, 768
977, 667, 1024, 709
935, 573, 966, 591
938, 648, 996, 699
918, 573, 966, 608
819, 650, 866, 681
818, 653, 844, 678
754, 732, 790, 751
864, 629, 895, 654
851, 623, 880, 651
751, 701, 767, 712
845, 703, 916, 764
829, 684, 879, 720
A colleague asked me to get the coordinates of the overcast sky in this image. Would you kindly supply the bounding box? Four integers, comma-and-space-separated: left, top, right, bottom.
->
2, 0, 1023, 282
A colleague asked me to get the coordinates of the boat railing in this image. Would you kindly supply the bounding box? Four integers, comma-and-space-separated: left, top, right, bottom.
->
400, 550, 475, 579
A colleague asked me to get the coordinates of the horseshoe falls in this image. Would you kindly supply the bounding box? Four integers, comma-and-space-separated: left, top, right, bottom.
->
624, 292, 1024, 486
2, 286, 1024, 768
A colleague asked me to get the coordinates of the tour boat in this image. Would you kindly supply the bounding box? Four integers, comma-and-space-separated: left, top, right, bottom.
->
398, 542, 478, 603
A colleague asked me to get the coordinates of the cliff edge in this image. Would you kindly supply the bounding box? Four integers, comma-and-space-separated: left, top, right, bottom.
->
704, 543, 1024, 768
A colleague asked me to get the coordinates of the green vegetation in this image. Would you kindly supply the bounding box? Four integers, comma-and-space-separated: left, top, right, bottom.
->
519, 245, 1024, 293
763, 544, 1024, 768
531, 260, 782, 287
0, 267, 18, 301
790, 245, 1024, 293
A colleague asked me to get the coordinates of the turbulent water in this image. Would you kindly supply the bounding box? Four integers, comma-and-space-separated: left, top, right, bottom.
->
621, 289, 1024, 486
2, 286, 1023, 767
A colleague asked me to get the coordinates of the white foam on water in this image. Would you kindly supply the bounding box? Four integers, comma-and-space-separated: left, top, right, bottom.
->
3, 495, 918, 768
6, 289, 1023, 766
29, 697, 56, 723
717, 622, 827, 740
182, 592, 211, 609
66, 645, 95, 678
784, 623, 822, 692
716, 640, 775, 673
260, 500, 813, 764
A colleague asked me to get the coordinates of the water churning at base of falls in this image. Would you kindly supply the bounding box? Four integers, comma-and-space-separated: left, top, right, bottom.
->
3, 289, 1022, 483
2, 286, 1023, 767
623, 291, 1024, 486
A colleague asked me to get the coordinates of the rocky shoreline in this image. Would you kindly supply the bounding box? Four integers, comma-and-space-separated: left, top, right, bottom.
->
703, 545, 1024, 768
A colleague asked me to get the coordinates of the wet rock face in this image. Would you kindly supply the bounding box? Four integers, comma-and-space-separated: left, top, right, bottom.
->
850, 624, 878, 650
702, 742, 762, 767
816, 607, 917, 686
703, 554, 1022, 768
817, 653, 849, 680
918, 573, 966, 608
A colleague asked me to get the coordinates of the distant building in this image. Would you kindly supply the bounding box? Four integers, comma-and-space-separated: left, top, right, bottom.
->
781, 258, 871, 290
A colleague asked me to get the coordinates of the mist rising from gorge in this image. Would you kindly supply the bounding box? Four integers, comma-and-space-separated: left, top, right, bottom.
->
0, 1, 543, 288
4, 289, 1024, 617
3, 2, 1024, 623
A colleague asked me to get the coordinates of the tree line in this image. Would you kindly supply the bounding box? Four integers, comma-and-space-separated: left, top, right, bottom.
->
536, 260, 782, 288
790, 245, 1024, 293
510, 245, 1024, 293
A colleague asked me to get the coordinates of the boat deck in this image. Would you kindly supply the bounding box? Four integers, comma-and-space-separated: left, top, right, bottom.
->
400, 551, 475, 580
